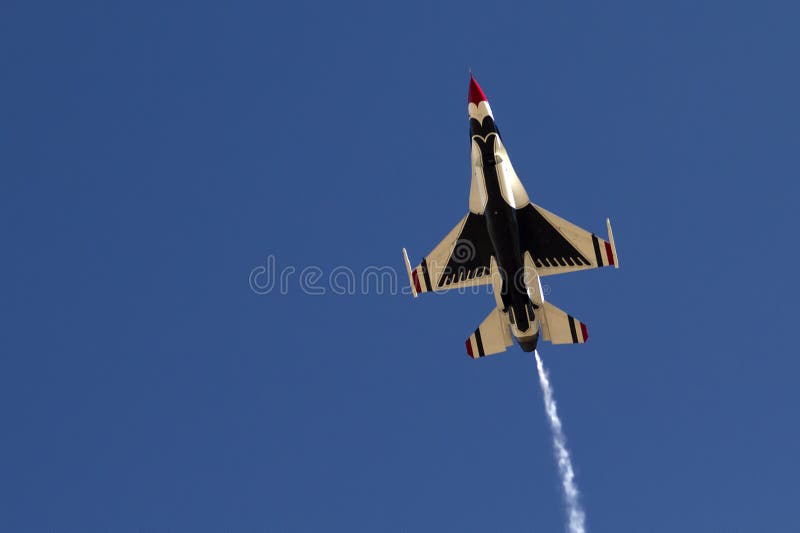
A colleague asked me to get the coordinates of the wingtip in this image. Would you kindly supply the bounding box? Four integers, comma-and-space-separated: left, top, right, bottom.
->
402, 248, 418, 297
606, 218, 619, 269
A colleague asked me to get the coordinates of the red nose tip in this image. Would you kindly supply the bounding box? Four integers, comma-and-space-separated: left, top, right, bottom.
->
468, 75, 488, 105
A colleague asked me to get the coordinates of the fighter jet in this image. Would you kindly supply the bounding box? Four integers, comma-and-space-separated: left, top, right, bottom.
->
402, 75, 619, 358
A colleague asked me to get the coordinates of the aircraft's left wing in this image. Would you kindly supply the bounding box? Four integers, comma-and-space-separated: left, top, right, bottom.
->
517, 203, 620, 277
403, 212, 493, 296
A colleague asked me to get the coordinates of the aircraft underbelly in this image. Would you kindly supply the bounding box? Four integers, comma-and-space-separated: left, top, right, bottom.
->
479, 157, 535, 334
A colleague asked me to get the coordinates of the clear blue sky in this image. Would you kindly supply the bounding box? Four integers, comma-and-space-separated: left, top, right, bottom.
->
2, 1, 799, 531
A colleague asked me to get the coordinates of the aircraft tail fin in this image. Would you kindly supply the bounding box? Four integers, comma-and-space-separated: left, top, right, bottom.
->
540, 301, 589, 344
466, 307, 514, 358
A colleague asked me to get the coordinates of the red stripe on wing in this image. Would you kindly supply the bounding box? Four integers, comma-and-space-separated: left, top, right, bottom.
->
604, 241, 615, 266
412, 270, 422, 293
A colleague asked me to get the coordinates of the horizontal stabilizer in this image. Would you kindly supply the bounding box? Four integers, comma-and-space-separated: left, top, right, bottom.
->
466, 307, 514, 358
540, 301, 588, 345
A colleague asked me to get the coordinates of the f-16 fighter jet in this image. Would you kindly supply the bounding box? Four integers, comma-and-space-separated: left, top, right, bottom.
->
402, 76, 619, 358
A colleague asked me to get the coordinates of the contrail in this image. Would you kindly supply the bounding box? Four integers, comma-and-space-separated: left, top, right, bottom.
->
534, 350, 586, 533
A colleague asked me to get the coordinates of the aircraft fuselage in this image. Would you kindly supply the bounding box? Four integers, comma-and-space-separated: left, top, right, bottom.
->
469, 97, 540, 351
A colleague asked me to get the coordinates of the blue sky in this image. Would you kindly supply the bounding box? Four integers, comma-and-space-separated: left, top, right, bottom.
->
2, 1, 799, 531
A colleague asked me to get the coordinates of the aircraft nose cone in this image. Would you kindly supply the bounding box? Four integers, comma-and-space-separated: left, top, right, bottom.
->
468, 75, 488, 105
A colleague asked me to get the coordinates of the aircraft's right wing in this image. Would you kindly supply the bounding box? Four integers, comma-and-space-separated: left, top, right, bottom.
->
517, 203, 620, 277
403, 212, 494, 296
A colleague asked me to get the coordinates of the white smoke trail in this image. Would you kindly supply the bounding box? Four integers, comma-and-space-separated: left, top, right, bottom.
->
534, 350, 586, 533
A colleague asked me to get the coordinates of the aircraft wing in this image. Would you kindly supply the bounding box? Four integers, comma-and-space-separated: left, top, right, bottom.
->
404, 213, 493, 296
517, 203, 619, 277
